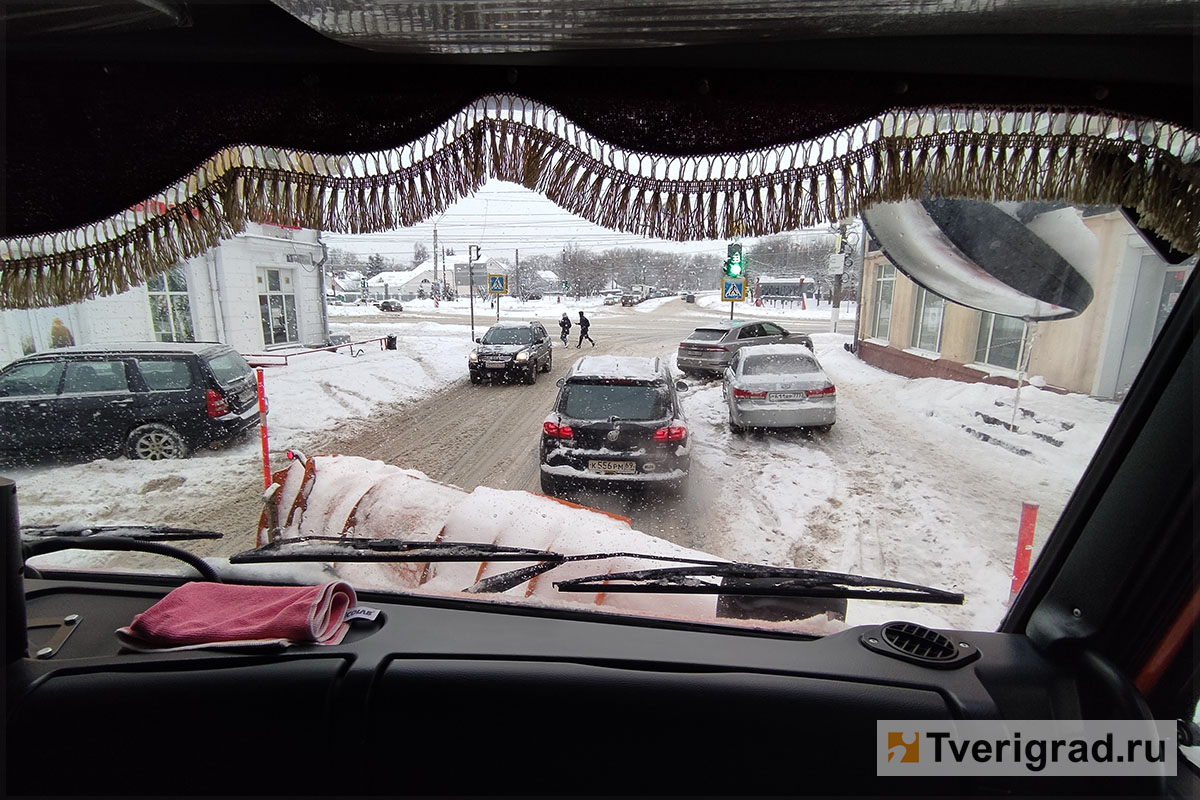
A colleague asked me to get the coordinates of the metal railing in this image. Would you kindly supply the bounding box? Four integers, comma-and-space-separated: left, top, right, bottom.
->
242, 335, 392, 367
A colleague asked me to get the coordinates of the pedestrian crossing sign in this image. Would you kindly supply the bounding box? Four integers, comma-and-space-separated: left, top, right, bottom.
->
723, 278, 746, 302
488, 274, 508, 294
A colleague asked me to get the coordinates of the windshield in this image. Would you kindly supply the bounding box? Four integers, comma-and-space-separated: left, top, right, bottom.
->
4, 105, 1195, 640
481, 327, 531, 345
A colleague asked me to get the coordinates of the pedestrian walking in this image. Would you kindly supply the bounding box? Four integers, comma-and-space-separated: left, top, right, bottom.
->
576, 311, 595, 348
558, 312, 572, 346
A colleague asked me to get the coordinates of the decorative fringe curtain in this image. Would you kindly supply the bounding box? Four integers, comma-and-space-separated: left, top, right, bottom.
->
2, 94, 1197, 309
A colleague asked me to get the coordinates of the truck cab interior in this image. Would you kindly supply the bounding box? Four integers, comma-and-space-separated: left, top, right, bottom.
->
3, 1, 1197, 796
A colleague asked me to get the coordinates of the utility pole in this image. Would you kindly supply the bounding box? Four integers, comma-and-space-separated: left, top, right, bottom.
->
831, 222, 847, 333
432, 225, 439, 284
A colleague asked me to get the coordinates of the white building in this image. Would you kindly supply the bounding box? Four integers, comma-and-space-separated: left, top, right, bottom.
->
327, 269, 366, 303
0, 223, 328, 365
367, 262, 439, 301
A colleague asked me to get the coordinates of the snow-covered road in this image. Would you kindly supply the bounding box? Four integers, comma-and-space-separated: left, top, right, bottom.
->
8, 296, 1117, 632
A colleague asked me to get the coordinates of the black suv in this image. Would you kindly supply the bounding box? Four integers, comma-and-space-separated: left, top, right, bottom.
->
539, 356, 690, 495
469, 321, 553, 384
0, 342, 260, 462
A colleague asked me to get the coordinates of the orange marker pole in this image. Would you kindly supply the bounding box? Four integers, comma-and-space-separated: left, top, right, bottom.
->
256, 368, 271, 489
1009, 502, 1038, 604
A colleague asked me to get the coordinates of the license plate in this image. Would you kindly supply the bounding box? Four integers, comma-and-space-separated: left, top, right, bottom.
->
587, 459, 636, 475
486, 361, 509, 368
769, 391, 804, 401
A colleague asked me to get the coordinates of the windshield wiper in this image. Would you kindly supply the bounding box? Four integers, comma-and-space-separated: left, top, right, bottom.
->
229, 536, 556, 564
553, 564, 963, 605
21, 525, 223, 542
225, 538, 962, 604
465, 551, 725, 593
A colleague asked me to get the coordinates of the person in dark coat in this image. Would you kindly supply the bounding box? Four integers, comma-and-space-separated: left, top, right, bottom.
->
558, 313, 572, 346
576, 311, 595, 348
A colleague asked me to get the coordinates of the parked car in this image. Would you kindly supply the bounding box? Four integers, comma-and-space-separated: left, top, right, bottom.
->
468, 321, 553, 384
374, 299, 403, 312
539, 355, 690, 495
722, 344, 836, 433
676, 319, 814, 376
0, 342, 260, 462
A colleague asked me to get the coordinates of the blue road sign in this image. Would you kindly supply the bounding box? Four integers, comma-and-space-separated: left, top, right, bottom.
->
488, 274, 508, 294
723, 278, 746, 302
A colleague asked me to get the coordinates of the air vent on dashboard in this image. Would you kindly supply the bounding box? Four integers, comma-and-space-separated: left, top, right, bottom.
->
860, 621, 980, 669
884, 622, 956, 660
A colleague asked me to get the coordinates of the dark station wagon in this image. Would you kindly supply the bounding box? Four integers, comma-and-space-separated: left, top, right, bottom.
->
0, 342, 260, 462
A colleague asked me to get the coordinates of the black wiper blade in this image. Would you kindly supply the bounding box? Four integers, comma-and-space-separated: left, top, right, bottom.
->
465, 551, 726, 594
229, 536, 557, 564
21, 525, 223, 542
554, 563, 964, 605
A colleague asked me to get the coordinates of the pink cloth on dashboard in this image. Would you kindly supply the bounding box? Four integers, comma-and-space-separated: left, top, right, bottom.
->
116, 581, 357, 651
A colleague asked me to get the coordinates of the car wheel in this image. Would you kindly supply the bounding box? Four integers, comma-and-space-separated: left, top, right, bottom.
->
817, 423, 833, 433
729, 416, 745, 435
539, 471, 558, 496
542, 351, 553, 372
126, 423, 189, 460
526, 365, 538, 385
470, 372, 482, 385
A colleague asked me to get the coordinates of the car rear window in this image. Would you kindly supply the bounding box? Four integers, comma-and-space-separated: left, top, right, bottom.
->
687, 329, 726, 342
138, 359, 196, 390
741, 353, 820, 376
205, 351, 252, 387
562, 382, 670, 421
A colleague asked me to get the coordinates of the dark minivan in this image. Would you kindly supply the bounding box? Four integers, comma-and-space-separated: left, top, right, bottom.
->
539, 355, 690, 496
0, 342, 260, 462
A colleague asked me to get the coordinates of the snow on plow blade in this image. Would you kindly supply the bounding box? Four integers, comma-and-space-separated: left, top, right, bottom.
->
257, 454, 847, 632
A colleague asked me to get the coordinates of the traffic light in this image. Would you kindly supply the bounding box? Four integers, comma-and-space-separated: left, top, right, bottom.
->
725, 243, 743, 278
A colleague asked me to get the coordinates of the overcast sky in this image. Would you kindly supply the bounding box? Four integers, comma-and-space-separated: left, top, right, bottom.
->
322, 180, 751, 264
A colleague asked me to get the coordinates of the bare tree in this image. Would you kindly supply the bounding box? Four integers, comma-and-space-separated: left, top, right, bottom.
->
412, 242, 429, 269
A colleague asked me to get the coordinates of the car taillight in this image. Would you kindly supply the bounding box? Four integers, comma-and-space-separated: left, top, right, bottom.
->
206, 389, 229, 417
686, 344, 728, 352
653, 425, 687, 443
543, 421, 574, 439
732, 388, 768, 399
805, 384, 836, 397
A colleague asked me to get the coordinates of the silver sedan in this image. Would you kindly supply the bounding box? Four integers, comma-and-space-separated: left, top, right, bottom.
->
722, 344, 836, 433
